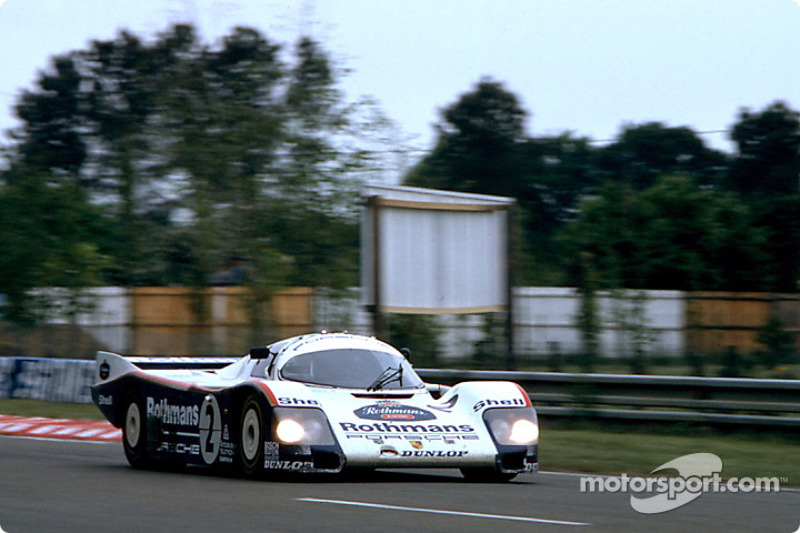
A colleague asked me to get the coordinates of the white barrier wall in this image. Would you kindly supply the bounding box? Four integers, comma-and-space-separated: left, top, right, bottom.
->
513, 287, 685, 358
314, 287, 687, 359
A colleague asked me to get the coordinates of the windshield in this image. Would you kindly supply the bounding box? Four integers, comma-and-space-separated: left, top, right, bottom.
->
279, 349, 424, 390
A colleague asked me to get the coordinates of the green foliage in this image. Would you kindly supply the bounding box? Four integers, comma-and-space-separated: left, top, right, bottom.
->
1, 24, 386, 323
726, 103, 800, 292
560, 176, 770, 291
575, 283, 599, 373
384, 314, 440, 367
405, 78, 528, 197
597, 121, 728, 190
756, 317, 797, 368
3, 26, 800, 330
470, 313, 508, 370
439, 77, 526, 151
404, 82, 798, 295
14, 56, 87, 177
728, 101, 800, 197
637, 176, 770, 290
0, 168, 107, 322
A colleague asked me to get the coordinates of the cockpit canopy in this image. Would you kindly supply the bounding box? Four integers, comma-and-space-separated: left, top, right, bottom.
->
278, 348, 424, 390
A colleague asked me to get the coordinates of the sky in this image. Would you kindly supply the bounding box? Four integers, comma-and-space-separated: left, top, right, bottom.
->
1, 0, 799, 162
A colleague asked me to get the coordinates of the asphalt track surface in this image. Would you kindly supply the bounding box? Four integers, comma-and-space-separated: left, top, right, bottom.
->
0, 435, 798, 533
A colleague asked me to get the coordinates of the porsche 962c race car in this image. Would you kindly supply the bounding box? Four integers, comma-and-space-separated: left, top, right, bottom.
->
92, 332, 539, 481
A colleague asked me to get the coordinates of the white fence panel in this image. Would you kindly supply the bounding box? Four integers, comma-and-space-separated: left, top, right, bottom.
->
7, 286, 686, 360
314, 287, 686, 359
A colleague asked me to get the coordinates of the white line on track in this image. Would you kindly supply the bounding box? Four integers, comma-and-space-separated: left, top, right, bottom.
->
298, 497, 591, 526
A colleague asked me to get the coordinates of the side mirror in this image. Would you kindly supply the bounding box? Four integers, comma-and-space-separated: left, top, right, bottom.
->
399, 347, 412, 361
249, 347, 272, 359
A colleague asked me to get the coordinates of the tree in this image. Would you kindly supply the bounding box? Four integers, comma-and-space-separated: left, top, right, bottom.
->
597, 122, 728, 190
404, 80, 603, 285
438, 77, 526, 151
516, 133, 599, 279
154, 26, 287, 288
560, 176, 770, 291
750, 195, 800, 292
1, 24, 382, 323
13, 55, 87, 181
727, 102, 800, 291
559, 181, 643, 289
405, 78, 529, 197
728, 101, 800, 197
636, 177, 769, 290
0, 166, 107, 323
271, 37, 363, 288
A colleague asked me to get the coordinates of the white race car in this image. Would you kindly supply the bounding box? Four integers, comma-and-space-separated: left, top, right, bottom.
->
92, 332, 538, 481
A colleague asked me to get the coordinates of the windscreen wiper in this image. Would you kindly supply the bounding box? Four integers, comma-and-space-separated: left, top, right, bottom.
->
367, 365, 403, 391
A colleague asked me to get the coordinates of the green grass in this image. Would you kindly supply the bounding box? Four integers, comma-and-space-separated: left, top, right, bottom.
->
2, 399, 798, 486
541, 424, 800, 484
0, 399, 105, 421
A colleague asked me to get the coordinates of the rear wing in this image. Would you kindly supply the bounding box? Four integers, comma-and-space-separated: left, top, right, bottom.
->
126, 356, 241, 370
94, 351, 240, 385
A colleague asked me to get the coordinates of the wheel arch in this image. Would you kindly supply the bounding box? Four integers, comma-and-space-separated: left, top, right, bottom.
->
228, 383, 276, 430
108, 378, 143, 428
230, 383, 275, 476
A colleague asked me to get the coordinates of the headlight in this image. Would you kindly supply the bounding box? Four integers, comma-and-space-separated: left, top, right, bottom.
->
272, 407, 335, 445
275, 419, 305, 443
509, 418, 539, 444
483, 407, 539, 445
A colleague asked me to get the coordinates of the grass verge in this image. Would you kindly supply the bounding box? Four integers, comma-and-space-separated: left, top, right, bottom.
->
541, 423, 799, 485
1, 399, 797, 486
0, 399, 105, 421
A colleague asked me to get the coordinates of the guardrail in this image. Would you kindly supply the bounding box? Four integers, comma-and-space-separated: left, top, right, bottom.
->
2, 357, 798, 429
417, 369, 800, 429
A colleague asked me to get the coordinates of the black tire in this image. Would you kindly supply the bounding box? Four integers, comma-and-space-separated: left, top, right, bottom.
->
460, 468, 518, 483
121, 390, 149, 469
237, 394, 264, 476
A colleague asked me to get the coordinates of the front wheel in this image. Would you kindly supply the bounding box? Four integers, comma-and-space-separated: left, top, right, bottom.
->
460, 468, 517, 483
121, 390, 149, 469
237, 394, 264, 476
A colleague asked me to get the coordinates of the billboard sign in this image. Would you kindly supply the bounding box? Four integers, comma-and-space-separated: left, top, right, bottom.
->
362, 185, 514, 314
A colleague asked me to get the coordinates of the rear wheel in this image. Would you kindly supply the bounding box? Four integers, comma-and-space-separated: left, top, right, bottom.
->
460, 468, 517, 483
237, 394, 264, 476
121, 391, 149, 469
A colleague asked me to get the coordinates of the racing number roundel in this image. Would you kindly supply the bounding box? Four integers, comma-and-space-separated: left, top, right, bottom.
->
199, 395, 222, 464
